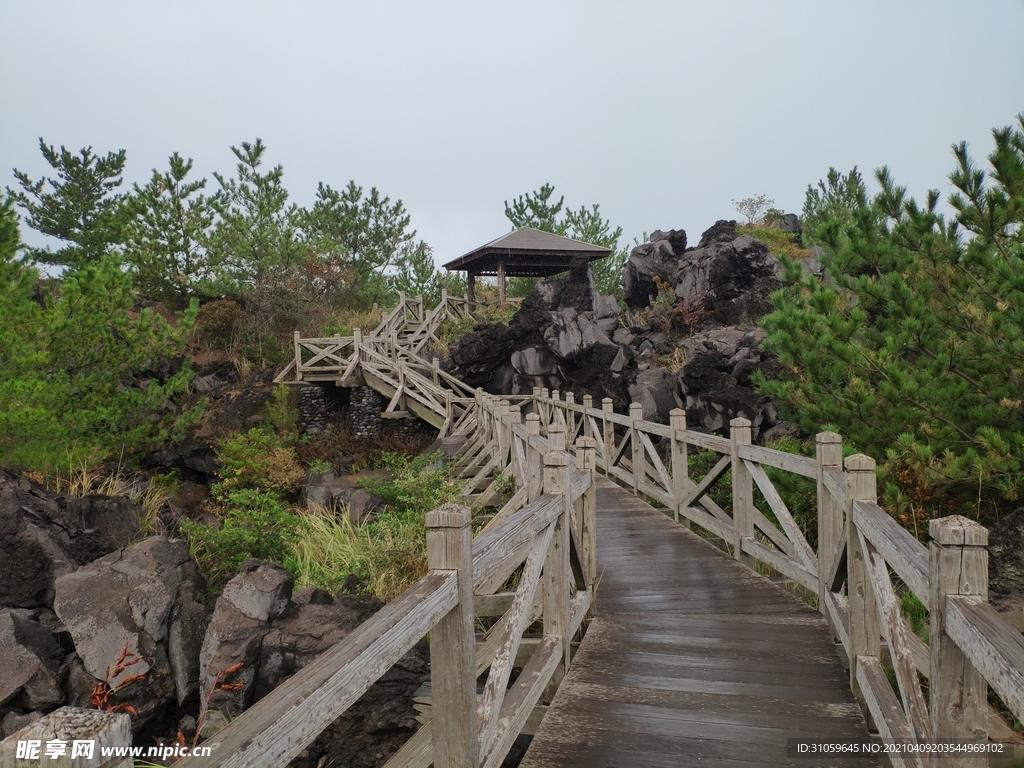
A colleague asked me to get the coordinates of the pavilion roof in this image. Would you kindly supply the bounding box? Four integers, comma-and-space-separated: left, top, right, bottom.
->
442, 227, 611, 278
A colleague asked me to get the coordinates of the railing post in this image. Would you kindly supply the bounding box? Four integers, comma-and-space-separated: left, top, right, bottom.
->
425, 503, 477, 768
293, 331, 303, 381
846, 454, 880, 700
543, 424, 571, 680
353, 328, 362, 364
390, 331, 398, 359
432, 356, 440, 385
576, 436, 598, 591
582, 395, 593, 439
629, 403, 643, 495
669, 408, 689, 527
930, 516, 989, 748
526, 413, 543, 503
815, 431, 843, 618
601, 398, 614, 478
539, 388, 550, 433
565, 391, 576, 445
730, 418, 754, 566
498, 400, 510, 467
507, 404, 521, 480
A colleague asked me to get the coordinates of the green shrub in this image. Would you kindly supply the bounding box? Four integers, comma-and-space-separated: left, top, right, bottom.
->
364, 451, 460, 514
213, 427, 304, 500
181, 489, 301, 591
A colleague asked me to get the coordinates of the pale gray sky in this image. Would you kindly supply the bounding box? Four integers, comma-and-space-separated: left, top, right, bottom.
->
2, 1, 1023, 263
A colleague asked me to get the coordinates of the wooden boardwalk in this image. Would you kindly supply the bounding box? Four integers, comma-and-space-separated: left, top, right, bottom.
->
521, 478, 880, 768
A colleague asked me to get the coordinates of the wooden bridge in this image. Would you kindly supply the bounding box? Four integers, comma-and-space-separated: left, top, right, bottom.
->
190, 294, 1024, 768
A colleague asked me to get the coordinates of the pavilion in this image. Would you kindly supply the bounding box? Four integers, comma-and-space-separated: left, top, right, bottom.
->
442, 227, 611, 308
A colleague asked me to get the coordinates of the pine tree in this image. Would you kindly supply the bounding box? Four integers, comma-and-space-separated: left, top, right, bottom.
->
503, 184, 628, 296
207, 139, 301, 293
296, 180, 418, 309
0, 196, 200, 472
8, 139, 128, 270
124, 153, 215, 308
758, 115, 1024, 524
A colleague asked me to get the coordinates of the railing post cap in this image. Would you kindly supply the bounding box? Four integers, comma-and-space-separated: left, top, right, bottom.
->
576, 436, 597, 448
729, 417, 752, 428
929, 515, 988, 546
425, 502, 472, 529
544, 451, 570, 466
844, 453, 875, 472
602, 397, 613, 405
526, 412, 540, 422
816, 431, 842, 444
670, 408, 686, 417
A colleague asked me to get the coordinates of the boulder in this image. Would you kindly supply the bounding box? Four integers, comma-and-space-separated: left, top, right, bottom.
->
674, 235, 781, 326
348, 490, 383, 526
198, 560, 293, 716
510, 347, 559, 377
196, 600, 265, 717
628, 368, 682, 424
696, 219, 738, 248
0, 610, 64, 710
621, 235, 683, 309
51, 537, 205, 726
254, 597, 381, 697
219, 560, 293, 623
0, 482, 141, 609
542, 308, 615, 360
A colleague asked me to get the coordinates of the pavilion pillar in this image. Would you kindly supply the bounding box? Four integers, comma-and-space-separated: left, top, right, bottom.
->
497, 260, 506, 308
467, 270, 476, 311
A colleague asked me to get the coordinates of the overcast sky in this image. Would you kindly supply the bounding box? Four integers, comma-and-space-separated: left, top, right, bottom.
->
2, 1, 1023, 264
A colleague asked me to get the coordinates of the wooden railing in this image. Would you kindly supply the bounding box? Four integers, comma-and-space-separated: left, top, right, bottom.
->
275, 290, 473, 385
178, 423, 595, 768
272, 295, 1022, 764
502, 388, 1023, 764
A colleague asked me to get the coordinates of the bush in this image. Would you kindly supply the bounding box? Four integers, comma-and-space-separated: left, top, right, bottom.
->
181, 489, 301, 591
213, 427, 304, 500
758, 115, 1024, 526
364, 452, 460, 514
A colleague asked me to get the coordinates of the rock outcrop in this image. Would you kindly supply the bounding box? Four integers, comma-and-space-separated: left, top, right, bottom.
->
449, 255, 630, 405
448, 219, 795, 439
0, 472, 141, 609
52, 536, 208, 727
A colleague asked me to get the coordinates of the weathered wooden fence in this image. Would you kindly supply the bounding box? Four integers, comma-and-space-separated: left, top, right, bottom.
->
475, 388, 1021, 766
177, 422, 595, 768
253, 293, 1022, 765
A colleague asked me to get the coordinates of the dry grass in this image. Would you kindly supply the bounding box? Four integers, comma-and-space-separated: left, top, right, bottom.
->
48, 456, 175, 540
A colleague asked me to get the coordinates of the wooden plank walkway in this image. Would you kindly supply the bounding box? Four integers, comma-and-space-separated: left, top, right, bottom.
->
521, 478, 880, 768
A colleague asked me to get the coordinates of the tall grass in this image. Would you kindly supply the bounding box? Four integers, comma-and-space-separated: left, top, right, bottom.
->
288, 508, 427, 602
288, 451, 460, 601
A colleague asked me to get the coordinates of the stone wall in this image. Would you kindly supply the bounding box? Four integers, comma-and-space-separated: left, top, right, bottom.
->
299, 386, 330, 437
349, 386, 383, 439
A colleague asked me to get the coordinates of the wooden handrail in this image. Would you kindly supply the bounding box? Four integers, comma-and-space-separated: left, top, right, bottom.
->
522, 389, 1024, 754
270, 298, 1024, 761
